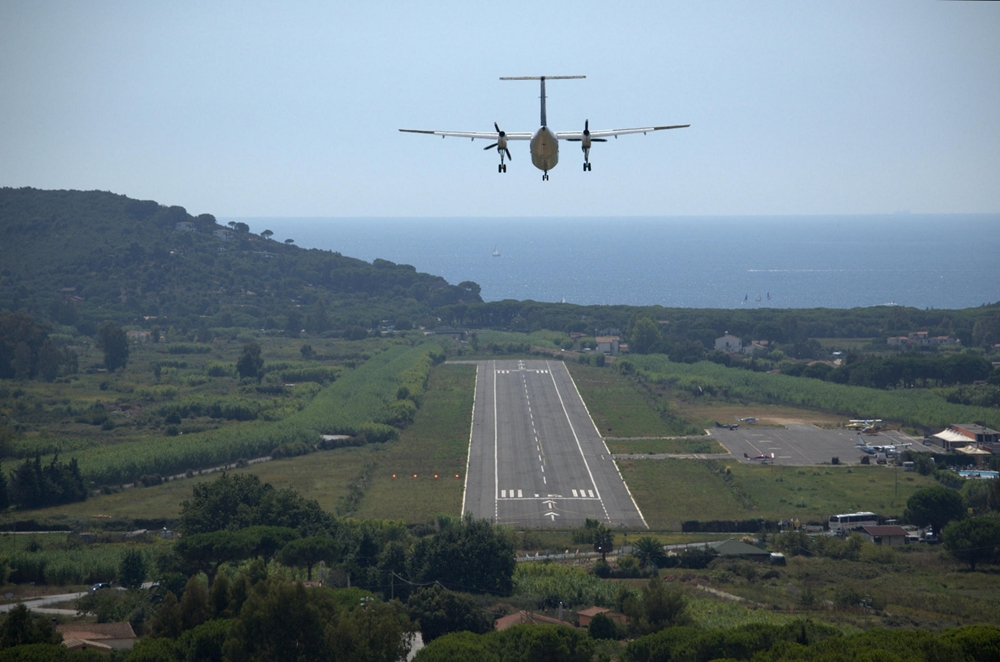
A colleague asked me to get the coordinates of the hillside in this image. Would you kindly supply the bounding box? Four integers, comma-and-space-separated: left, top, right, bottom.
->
0, 187, 482, 335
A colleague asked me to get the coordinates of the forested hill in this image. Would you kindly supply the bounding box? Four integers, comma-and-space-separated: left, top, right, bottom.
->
0, 188, 482, 334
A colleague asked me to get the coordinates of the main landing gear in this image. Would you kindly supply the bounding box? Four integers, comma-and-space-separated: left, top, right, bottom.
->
485, 122, 511, 174
542, 172, 549, 181
583, 162, 592, 172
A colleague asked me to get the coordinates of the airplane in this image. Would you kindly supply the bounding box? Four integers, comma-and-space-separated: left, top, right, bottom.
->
744, 452, 774, 464
857, 440, 912, 456
847, 418, 882, 432
399, 76, 689, 180
736, 416, 759, 424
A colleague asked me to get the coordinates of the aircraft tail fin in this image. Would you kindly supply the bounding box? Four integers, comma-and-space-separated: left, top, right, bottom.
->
500, 76, 585, 127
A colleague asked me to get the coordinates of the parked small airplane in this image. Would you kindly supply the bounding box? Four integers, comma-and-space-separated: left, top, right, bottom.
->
857, 440, 912, 456
736, 416, 759, 424
715, 421, 739, 430
744, 452, 774, 464
399, 76, 689, 180
847, 419, 882, 429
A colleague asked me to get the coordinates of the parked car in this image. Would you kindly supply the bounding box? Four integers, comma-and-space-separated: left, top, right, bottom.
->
89, 582, 112, 593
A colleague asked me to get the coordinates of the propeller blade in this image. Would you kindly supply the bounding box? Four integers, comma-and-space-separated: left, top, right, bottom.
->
565, 138, 581, 142
592, 138, 607, 142
504, 147, 512, 161
484, 143, 498, 150
494, 122, 500, 133
585, 119, 589, 133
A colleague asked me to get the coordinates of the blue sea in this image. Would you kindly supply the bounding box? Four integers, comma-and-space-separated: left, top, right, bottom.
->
224, 216, 1000, 310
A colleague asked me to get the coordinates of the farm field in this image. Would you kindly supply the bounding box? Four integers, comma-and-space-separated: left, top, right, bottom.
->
617, 459, 939, 530
9, 445, 376, 523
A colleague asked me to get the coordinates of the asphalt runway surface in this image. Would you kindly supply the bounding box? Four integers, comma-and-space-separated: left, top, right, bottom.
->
459, 359, 646, 529
710, 424, 936, 466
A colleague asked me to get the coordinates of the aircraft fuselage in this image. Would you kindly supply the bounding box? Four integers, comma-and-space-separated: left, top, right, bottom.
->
530, 126, 559, 173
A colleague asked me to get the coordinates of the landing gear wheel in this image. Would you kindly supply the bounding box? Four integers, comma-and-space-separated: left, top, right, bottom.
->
502, 164, 507, 173
542, 173, 549, 181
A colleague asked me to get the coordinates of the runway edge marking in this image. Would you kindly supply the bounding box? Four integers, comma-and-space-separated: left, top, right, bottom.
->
545, 361, 612, 524
563, 362, 649, 530
459, 362, 479, 518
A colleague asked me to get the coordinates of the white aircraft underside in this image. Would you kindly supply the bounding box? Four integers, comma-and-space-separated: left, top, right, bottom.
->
400, 76, 689, 180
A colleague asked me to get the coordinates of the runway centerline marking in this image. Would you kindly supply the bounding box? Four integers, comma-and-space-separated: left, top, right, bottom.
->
545, 361, 611, 523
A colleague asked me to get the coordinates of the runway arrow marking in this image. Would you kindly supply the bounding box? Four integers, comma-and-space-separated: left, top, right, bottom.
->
543, 511, 560, 521
542, 500, 556, 508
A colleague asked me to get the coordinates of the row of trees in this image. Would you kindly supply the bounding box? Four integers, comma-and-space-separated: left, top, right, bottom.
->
783, 352, 996, 389
0, 312, 78, 380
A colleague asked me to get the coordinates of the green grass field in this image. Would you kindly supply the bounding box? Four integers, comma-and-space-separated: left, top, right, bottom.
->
567, 363, 688, 437
353, 364, 476, 523
606, 438, 728, 455
618, 459, 939, 530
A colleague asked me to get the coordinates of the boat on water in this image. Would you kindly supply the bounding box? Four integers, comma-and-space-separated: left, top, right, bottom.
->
492, 246, 501, 257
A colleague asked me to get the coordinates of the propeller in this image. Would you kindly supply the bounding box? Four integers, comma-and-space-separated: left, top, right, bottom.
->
584, 119, 607, 144
484, 122, 511, 161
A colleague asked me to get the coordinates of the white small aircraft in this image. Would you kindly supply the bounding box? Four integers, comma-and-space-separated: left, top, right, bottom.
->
857, 440, 911, 456
736, 416, 759, 424
400, 76, 689, 180
744, 452, 775, 464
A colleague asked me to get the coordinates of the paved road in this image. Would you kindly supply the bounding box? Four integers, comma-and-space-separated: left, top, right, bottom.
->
460, 360, 646, 529
0, 592, 85, 614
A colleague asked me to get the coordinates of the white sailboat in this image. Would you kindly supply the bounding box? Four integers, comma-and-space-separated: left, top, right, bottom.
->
492, 245, 501, 257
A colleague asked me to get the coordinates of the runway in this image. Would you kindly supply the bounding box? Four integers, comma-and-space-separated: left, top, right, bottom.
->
460, 359, 646, 529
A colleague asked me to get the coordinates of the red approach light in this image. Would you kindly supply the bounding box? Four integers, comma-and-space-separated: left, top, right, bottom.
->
413, 474, 418, 478
434, 474, 439, 479
455, 474, 460, 479
392, 474, 396, 479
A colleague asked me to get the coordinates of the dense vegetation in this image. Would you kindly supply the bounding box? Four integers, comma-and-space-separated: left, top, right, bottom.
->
0, 188, 481, 335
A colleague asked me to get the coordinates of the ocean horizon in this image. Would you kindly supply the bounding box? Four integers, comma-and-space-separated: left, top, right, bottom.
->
223, 215, 1000, 311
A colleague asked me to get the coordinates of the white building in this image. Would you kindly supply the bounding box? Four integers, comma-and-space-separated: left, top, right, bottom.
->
715, 333, 742, 353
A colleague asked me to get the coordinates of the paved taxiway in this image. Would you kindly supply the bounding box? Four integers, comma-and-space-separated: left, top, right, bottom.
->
459, 360, 646, 529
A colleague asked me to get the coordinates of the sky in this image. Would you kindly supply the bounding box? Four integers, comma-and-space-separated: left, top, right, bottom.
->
1, 1, 998, 218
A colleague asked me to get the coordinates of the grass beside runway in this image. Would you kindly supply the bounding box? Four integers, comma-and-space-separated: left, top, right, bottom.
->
617, 458, 939, 530
605, 437, 728, 455
353, 363, 477, 523
566, 363, 691, 437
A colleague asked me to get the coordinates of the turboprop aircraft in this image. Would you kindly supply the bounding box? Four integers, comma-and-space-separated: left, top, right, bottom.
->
399, 76, 689, 180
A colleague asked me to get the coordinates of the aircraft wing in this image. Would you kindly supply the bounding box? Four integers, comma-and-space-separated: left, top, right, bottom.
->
556, 124, 689, 140
399, 129, 532, 140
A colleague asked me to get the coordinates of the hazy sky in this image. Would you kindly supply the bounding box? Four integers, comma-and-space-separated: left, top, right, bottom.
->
2, 2, 998, 217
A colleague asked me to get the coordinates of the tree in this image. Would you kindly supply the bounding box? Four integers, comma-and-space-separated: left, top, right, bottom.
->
410, 515, 516, 596
284, 238, 294, 245
179, 576, 211, 632
627, 312, 661, 354
593, 524, 614, 563
119, 549, 148, 590
236, 342, 264, 383
632, 536, 666, 570
261, 229, 274, 240
96, 321, 129, 371
905, 486, 965, 536
588, 612, 620, 640
623, 576, 690, 636
943, 516, 1000, 571
405, 585, 493, 642
0, 604, 61, 648
279, 536, 339, 581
